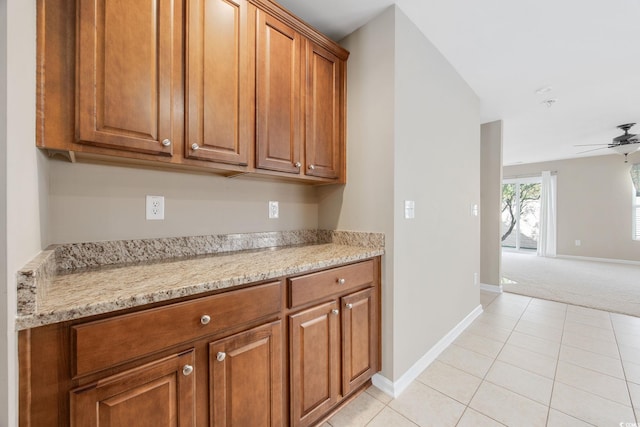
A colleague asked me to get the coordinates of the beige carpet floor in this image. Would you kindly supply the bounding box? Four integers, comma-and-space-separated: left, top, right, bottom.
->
502, 251, 640, 317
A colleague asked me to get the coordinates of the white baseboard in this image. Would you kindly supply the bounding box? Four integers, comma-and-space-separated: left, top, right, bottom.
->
371, 304, 484, 398
557, 254, 640, 266
480, 283, 503, 293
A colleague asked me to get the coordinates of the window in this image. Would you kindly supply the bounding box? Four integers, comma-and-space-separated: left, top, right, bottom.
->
501, 177, 541, 250
634, 192, 640, 240
631, 164, 640, 240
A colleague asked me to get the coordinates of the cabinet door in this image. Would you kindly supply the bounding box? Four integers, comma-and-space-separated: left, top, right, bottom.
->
209, 321, 283, 427
304, 42, 342, 179
255, 10, 303, 174
76, 0, 178, 156
341, 287, 378, 395
70, 350, 195, 426
185, 0, 253, 165
289, 301, 340, 427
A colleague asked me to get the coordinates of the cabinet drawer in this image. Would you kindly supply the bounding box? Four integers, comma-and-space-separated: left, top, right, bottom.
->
72, 281, 281, 377
288, 260, 374, 307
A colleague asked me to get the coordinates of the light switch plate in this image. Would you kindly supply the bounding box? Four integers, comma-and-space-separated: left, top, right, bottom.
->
404, 200, 415, 219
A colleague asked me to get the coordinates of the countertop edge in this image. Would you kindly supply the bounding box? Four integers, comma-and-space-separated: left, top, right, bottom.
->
15, 244, 384, 330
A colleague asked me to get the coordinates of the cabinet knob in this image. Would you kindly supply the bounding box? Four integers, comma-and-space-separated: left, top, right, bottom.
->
308, 164, 315, 170
182, 364, 194, 376
294, 161, 301, 168
346, 303, 353, 310
200, 314, 211, 325
337, 278, 346, 285
331, 309, 339, 315
216, 352, 226, 362
161, 139, 171, 147
191, 143, 200, 150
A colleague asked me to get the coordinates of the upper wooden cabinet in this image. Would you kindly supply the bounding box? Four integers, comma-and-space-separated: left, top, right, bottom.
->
255, 10, 303, 174
185, 0, 254, 166
38, 0, 349, 183
76, 0, 179, 156
304, 41, 343, 180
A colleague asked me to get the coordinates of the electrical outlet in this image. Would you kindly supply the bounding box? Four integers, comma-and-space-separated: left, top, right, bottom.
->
268, 201, 279, 219
146, 195, 165, 220
575, 239, 581, 247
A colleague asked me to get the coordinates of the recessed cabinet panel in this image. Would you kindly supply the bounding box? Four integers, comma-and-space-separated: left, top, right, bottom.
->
289, 301, 340, 427
77, 0, 176, 155
209, 321, 283, 426
70, 351, 195, 426
341, 287, 377, 395
185, 0, 252, 165
305, 42, 341, 179
256, 11, 302, 174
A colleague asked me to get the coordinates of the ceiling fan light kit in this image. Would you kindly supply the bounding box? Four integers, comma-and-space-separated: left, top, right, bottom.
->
574, 123, 640, 162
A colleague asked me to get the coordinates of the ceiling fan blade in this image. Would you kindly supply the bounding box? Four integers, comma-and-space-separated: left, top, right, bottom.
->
576, 147, 609, 154
573, 143, 610, 146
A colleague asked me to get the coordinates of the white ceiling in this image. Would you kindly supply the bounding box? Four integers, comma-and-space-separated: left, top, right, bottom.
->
277, 0, 640, 165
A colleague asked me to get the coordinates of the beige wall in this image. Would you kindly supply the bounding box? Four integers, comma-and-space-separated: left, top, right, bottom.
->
3, 1, 47, 425
49, 161, 318, 243
480, 121, 503, 285
321, 5, 480, 382
504, 153, 640, 262
318, 7, 396, 377
393, 7, 480, 378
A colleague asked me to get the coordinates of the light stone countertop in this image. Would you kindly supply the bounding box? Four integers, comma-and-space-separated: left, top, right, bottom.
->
16, 231, 384, 330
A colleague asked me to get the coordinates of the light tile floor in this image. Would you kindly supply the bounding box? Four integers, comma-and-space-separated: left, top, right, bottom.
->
322, 291, 640, 427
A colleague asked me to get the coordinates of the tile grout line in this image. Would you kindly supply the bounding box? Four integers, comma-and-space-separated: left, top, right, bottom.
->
610, 312, 640, 425
545, 299, 569, 426
453, 294, 534, 427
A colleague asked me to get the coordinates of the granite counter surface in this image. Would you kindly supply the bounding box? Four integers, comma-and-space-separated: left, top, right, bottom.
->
16, 230, 384, 330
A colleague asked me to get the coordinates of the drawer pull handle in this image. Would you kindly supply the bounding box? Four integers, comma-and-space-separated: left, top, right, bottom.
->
331, 309, 339, 316
182, 364, 194, 376
308, 164, 315, 170
200, 315, 211, 325
346, 303, 353, 310
216, 352, 226, 362
161, 139, 171, 147
337, 278, 346, 285
294, 161, 301, 168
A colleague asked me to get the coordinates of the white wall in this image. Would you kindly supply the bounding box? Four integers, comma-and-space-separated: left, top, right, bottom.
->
49, 161, 318, 243
321, 5, 480, 382
480, 121, 503, 285
504, 153, 640, 262
3, 1, 46, 426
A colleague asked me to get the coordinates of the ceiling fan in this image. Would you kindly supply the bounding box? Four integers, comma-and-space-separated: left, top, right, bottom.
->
575, 123, 640, 162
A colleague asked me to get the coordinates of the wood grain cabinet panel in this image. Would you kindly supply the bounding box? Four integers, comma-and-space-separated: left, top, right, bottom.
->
209, 321, 283, 426
341, 287, 378, 395
289, 301, 340, 427
185, 0, 254, 165
256, 10, 303, 174
72, 281, 281, 377
304, 41, 343, 179
70, 350, 196, 427
76, 0, 178, 156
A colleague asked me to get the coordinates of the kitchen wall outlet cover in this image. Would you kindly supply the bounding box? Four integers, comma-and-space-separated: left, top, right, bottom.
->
575, 239, 581, 246
404, 200, 415, 219
268, 201, 279, 219
146, 195, 164, 220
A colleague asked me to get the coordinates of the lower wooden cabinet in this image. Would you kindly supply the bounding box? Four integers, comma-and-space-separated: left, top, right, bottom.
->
70, 350, 196, 426
288, 262, 380, 427
289, 301, 340, 427
210, 321, 283, 427
341, 287, 377, 395
19, 258, 381, 427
